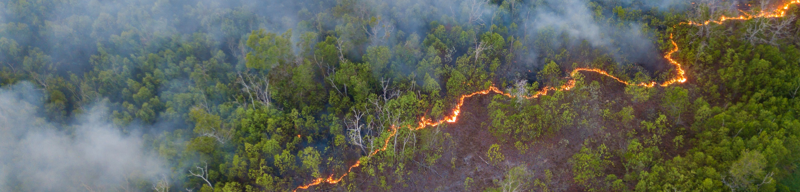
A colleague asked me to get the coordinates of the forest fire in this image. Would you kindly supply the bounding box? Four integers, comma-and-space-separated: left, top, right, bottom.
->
685, 0, 799, 26
292, 2, 794, 191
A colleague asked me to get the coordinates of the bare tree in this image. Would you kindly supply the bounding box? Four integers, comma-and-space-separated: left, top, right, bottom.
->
744, 14, 796, 45
743, 16, 769, 45
444, 46, 457, 64
722, 172, 774, 191
467, 0, 490, 25
346, 109, 367, 154
690, 0, 723, 38
363, 17, 395, 45
378, 78, 400, 103
152, 175, 170, 192
766, 15, 796, 45
343, 78, 405, 155
722, 150, 774, 191
474, 41, 491, 64
741, 0, 799, 45
756, 172, 776, 188
199, 124, 232, 144
237, 72, 270, 109
401, 127, 417, 153
336, 39, 347, 64
191, 107, 233, 144
496, 165, 532, 192
189, 162, 214, 190
3, 62, 16, 75
369, 78, 403, 152
312, 54, 346, 97
510, 79, 528, 106
81, 182, 98, 192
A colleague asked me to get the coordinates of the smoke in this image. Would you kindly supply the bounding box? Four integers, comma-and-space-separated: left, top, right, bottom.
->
0, 82, 166, 191
601, 0, 692, 10
0, 2, 6, 24
0, 0, 313, 74
531, 0, 613, 48
522, 0, 673, 70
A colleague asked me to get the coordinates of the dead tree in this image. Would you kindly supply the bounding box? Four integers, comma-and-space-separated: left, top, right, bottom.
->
363, 17, 395, 45
474, 41, 490, 64
336, 39, 347, 64
744, 14, 796, 46
378, 78, 400, 103
467, 0, 489, 25
312, 54, 346, 97
444, 46, 457, 64
237, 72, 270, 109
152, 175, 170, 192
200, 124, 232, 144
189, 162, 214, 189
722, 171, 774, 191
342, 78, 404, 155
744, 16, 770, 45
192, 107, 232, 144
510, 79, 528, 107
767, 15, 796, 45
742, 0, 793, 45
346, 109, 367, 154
369, 78, 402, 152
690, 0, 723, 38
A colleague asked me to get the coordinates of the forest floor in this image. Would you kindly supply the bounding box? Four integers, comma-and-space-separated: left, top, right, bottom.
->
398, 92, 586, 192
336, 73, 692, 191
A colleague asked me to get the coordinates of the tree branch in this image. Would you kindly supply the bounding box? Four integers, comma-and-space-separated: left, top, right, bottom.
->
189, 162, 214, 189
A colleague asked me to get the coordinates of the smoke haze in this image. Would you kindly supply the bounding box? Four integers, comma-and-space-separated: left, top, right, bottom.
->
0, 0, 704, 190
0, 82, 165, 191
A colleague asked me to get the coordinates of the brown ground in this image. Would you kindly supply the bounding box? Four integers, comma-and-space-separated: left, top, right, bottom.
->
309, 73, 694, 192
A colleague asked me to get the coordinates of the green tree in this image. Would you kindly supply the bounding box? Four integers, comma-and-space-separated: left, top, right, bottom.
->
625, 73, 654, 103
446, 69, 467, 98
300, 147, 322, 178
487, 144, 505, 166
422, 73, 441, 97
245, 29, 294, 69
364, 46, 391, 76
189, 107, 231, 144
662, 86, 689, 124
572, 143, 611, 191
274, 150, 296, 176
494, 165, 531, 192
539, 61, 562, 86
616, 106, 635, 127
725, 150, 774, 191
622, 139, 653, 180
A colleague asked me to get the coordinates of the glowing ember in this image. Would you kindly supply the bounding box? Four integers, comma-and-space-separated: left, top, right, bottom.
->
293, 2, 796, 190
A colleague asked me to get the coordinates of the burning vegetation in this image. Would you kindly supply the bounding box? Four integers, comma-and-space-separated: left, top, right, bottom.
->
1, 0, 800, 191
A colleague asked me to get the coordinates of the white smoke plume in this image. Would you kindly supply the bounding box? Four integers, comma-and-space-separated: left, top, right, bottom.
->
0, 82, 166, 192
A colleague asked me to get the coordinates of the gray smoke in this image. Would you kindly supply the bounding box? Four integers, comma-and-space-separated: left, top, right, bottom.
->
0, 82, 166, 192
524, 0, 674, 68
531, 0, 614, 48
611, 0, 692, 10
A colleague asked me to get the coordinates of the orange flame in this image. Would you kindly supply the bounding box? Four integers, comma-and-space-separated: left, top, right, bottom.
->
683, 0, 799, 26
293, 2, 795, 190
292, 36, 680, 191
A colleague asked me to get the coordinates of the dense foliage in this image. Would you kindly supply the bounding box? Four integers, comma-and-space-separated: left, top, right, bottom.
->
1, 0, 799, 191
